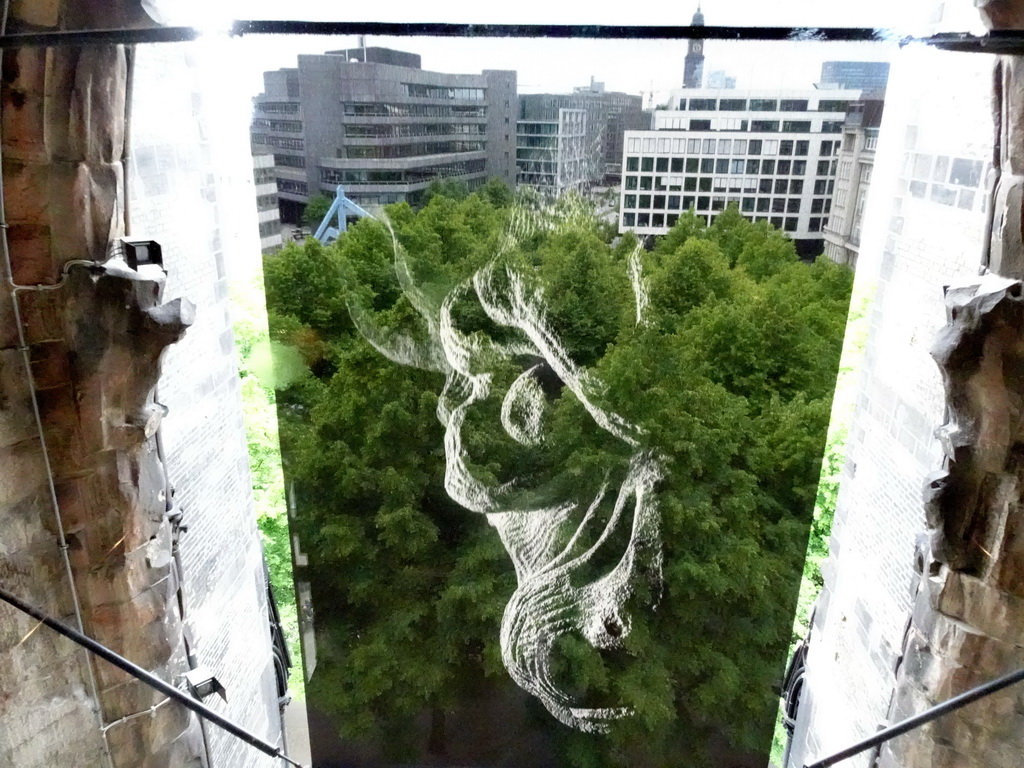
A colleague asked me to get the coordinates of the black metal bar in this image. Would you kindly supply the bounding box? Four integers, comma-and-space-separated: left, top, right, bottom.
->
0, 22, 896, 48
804, 665, 1024, 768
0, 584, 307, 768
0, 22, 1021, 54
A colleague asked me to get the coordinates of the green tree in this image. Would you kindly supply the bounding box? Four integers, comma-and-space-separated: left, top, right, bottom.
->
264, 196, 852, 766
301, 192, 333, 230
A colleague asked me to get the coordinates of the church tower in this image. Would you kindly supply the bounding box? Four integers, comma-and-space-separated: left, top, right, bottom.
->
683, 5, 705, 88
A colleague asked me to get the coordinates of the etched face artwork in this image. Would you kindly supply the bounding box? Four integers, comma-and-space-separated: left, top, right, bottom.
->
351, 202, 664, 731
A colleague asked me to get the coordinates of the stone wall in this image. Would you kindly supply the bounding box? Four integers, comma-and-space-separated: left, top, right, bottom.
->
0, 5, 283, 766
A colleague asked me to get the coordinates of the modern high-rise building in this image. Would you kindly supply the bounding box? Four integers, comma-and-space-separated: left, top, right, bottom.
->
517, 87, 645, 184
251, 48, 517, 221
819, 60, 891, 90
619, 87, 865, 256
516, 108, 588, 196
822, 93, 885, 268
682, 5, 706, 88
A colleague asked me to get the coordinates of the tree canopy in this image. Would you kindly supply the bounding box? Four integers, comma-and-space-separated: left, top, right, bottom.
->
264, 192, 852, 767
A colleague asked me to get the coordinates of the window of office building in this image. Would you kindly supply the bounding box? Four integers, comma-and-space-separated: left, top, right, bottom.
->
750, 99, 778, 111
719, 99, 747, 111
817, 99, 850, 112
688, 98, 717, 110
780, 99, 809, 111
690, 119, 712, 130
751, 120, 780, 132
641, 157, 654, 172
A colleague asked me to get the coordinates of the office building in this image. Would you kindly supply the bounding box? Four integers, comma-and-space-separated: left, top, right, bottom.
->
251, 48, 517, 220
822, 93, 885, 268
516, 108, 588, 196
619, 87, 865, 256
518, 86, 645, 184
253, 150, 283, 253
819, 60, 890, 90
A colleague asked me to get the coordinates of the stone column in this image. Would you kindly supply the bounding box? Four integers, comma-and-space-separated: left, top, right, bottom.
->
0, 3, 205, 766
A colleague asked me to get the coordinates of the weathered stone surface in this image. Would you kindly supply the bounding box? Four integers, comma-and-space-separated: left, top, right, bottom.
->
884, 275, 1024, 767
0, 4, 203, 767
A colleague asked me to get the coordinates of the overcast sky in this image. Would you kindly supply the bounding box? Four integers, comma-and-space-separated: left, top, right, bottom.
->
143, 0, 984, 102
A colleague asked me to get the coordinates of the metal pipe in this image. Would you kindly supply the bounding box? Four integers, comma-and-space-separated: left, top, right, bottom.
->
804, 665, 1024, 768
0, 584, 309, 768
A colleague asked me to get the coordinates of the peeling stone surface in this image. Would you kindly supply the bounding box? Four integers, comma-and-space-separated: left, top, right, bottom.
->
879, 277, 1024, 768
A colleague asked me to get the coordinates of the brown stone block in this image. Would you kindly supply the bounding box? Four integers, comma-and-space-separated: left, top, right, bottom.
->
989, 506, 1024, 598
1, 54, 47, 164
0, 441, 46, 507
940, 570, 1024, 646
67, 47, 128, 166
17, 290, 64, 343
0, 349, 37, 448
28, 339, 71, 391
47, 160, 124, 261
10, 0, 60, 27
33, 383, 77, 442
2, 159, 50, 224
6, 224, 54, 286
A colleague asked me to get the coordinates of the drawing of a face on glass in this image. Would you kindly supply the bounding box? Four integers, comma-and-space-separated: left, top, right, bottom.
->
351, 202, 663, 732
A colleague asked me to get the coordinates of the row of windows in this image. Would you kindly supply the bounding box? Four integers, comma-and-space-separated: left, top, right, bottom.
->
404, 84, 485, 100
625, 156, 837, 177
625, 172, 836, 196
679, 98, 849, 113
252, 135, 305, 151
253, 167, 275, 184
517, 136, 559, 150
319, 158, 487, 186
344, 123, 485, 139
678, 118, 844, 133
343, 102, 487, 118
275, 154, 305, 168
255, 101, 300, 114
343, 140, 485, 159
518, 123, 558, 136
252, 118, 303, 132
277, 179, 308, 195
902, 153, 985, 189
623, 210, 820, 233
624, 193, 805, 214
627, 175, 810, 195
627, 137, 841, 157
256, 193, 278, 211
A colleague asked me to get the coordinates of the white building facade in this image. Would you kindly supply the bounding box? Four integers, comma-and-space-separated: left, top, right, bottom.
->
619, 88, 865, 255
253, 151, 283, 254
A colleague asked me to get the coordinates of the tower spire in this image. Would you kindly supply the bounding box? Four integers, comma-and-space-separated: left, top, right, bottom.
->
683, 4, 706, 88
